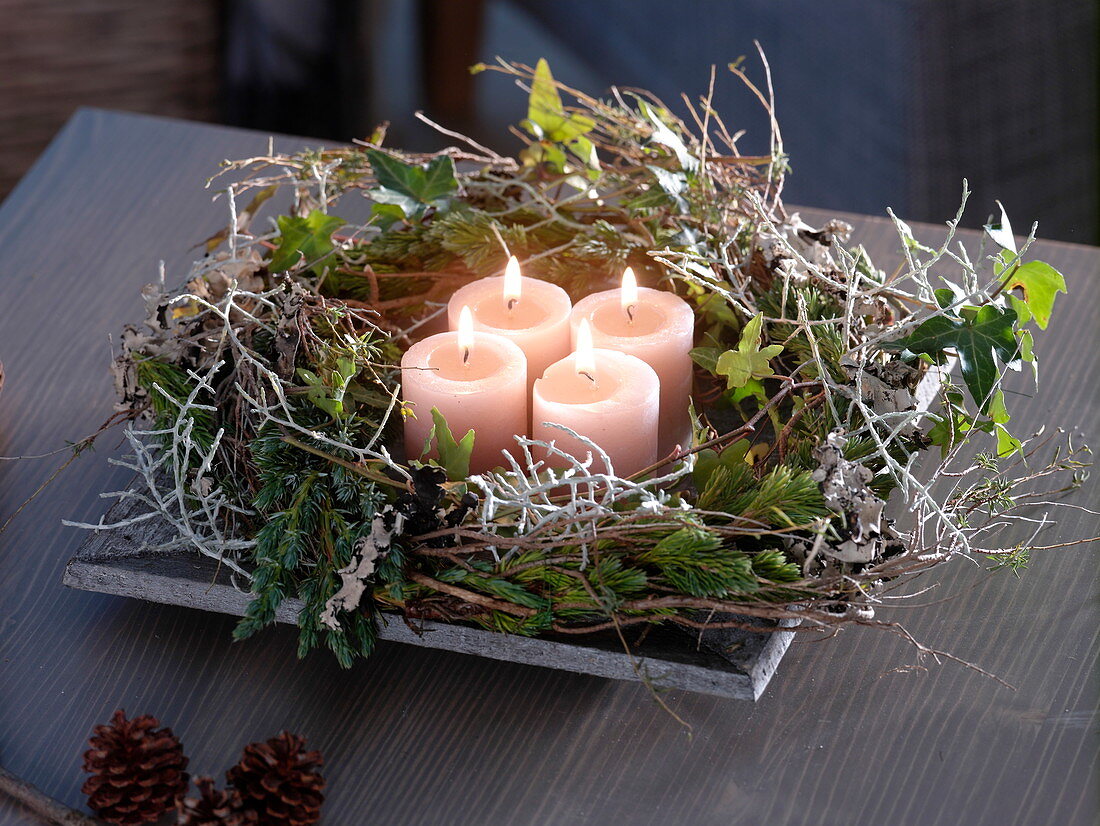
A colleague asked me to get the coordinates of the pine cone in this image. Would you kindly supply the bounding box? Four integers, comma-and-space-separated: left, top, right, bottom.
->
177, 776, 257, 826
226, 732, 324, 825
81, 708, 189, 825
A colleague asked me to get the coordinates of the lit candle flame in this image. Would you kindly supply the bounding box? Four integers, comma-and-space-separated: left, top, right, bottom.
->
503, 255, 522, 311
458, 305, 474, 365
621, 267, 638, 323
575, 318, 597, 384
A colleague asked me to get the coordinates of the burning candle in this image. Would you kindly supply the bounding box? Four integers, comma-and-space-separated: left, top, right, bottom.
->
570, 268, 695, 456
448, 256, 572, 393
532, 319, 660, 477
401, 306, 528, 474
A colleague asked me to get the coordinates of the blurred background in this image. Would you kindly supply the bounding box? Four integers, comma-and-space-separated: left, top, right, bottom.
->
3, 0, 1096, 242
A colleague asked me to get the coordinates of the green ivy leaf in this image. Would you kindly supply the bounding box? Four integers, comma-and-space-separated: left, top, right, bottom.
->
693, 439, 750, 491
527, 58, 567, 136
366, 149, 458, 216
1008, 294, 1031, 326
370, 188, 420, 217
646, 164, 688, 211
370, 202, 407, 230
987, 390, 1022, 457
997, 258, 1066, 330
934, 287, 960, 309
927, 389, 971, 456
430, 407, 475, 481
527, 58, 595, 141
269, 211, 345, 274
521, 59, 598, 172
886, 304, 1019, 413
729, 377, 766, 404
520, 141, 567, 171
1019, 328, 1037, 382
927, 417, 965, 455
553, 113, 596, 144
689, 346, 722, 374
714, 313, 784, 389
296, 360, 357, 419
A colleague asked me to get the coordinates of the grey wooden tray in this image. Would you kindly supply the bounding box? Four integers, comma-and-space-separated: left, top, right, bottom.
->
63, 489, 795, 700
63, 366, 947, 701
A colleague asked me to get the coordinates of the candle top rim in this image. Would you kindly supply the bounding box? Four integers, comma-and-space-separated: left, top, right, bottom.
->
451, 275, 572, 333
401, 330, 527, 394
572, 286, 694, 343
533, 349, 659, 411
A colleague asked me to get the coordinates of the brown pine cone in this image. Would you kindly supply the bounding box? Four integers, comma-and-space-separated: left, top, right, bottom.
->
81, 708, 189, 825
226, 732, 324, 825
177, 776, 257, 826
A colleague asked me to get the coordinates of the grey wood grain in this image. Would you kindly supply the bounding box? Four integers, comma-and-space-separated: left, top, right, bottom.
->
0, 110, 1095, 826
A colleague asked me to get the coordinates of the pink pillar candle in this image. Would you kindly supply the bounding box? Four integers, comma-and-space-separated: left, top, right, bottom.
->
570, 269, 695, 456
447, 257, 572, 393
532, 321, 660, 477
401, 313, 528, 474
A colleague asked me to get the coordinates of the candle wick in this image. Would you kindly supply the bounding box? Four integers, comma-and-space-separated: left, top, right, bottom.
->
626, 303, 636, 323
580, 370, 597, 386
463, 347, 471, 365
507, 297, 518, 312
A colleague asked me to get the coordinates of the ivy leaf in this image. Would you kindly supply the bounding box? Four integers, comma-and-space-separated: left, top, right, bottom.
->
366, 149, 458, 215
526, 58, 595, 142
886, 304, 1019, 413
927, 389, 971, 457
370, 187, 420, 217
689, 346, 722, 374
297, 368, 342, 418
430, 407, 474, 481
646, 164, 688, 211
1019, 328, 1038, 382
927, 415, 966, 456
520, 141, 567, 171
553, 113, 596, 144
370, 202, 407, 230
984, 200, 1017, 254
1008, 294, 1031, 326
637, 99, 698, 172
996, 258, 1066, 330
729, 377, 766, 404
296, 358, 358, 419
527, 58, 568, 137
934, 286, 963, 309
714, 313, 783, 389
987, 390, 1022, 457
269, 211, 345, 274
521, 59, 598, 172
693, 439, 750, 491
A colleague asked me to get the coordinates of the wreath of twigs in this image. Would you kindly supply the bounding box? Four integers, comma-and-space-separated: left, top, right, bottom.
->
65, 52, 1092, 685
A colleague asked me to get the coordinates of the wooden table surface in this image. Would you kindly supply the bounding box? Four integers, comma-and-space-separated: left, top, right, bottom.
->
0, 109, 1096, 826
